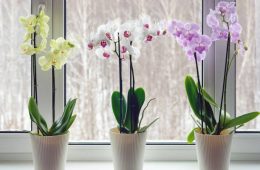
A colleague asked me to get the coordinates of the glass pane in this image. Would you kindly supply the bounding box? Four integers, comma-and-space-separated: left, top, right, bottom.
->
66, 0, 202, 141
0, 1, 31, 131
236, 0, 260, 130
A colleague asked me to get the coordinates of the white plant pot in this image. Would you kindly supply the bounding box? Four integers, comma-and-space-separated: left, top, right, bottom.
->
30, 133, 69, 170
195, 132, 233, 170
110, 128, 147, 170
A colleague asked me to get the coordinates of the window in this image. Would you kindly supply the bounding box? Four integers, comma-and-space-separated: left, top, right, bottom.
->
0, 0, 260, 161
0, 0, 31, 131
236, 0, 260, 131
66, 0, 202, 141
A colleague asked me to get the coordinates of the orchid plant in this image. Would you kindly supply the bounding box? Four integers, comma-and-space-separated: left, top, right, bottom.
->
168, 1, 260, 143
20, 9, 76, 136
87, 15, 165, 133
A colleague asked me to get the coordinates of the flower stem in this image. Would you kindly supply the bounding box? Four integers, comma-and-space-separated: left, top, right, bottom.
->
52, 66, 56, 124
217, 33, 231, 134
32, 32, 39, 134
129, 41, 135, 133
194, 53, 204, 134
117, 33, 123, 133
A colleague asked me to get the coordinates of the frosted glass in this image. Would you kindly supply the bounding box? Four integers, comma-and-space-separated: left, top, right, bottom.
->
0, 1, 31, 131
66, 0, 202, 141
236, 0, 260, 130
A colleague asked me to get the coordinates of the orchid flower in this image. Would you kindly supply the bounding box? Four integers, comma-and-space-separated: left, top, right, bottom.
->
19, 9, 49, 56
168, 20, 212, 61
39, 37, 75, 71
207, 1, 241, 43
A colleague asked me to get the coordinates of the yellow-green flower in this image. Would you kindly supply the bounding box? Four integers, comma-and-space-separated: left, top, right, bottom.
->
19, 15, 37, 35
20, 43, 36, 55
19, 9, 49, 54
38, 37, 75, 71
36, 10, 49, 39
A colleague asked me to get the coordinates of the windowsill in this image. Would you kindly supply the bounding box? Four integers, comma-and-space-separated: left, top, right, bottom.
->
0, 161, 260, 170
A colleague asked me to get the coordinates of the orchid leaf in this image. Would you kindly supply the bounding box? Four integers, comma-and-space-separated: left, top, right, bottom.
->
185, 75, 216, 131
201, 88, 219, 108
187, 128, 196, 144
224, 112, 260, 129
111, 91, 126, 126
135, 87, 145, 111
125, 88, 139, 133
28, 97, 48, 135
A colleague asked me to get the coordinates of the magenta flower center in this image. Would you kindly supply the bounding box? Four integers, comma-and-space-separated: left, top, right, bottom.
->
144, 24, 149, 29
195, 45, 206, 54
123, 31, 131, 38
100, 40, 107, 48
146, 35, 153, 41
103, 52, 110, 58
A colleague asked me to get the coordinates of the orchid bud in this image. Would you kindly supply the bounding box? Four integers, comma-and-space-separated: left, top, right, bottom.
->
163, 30, 167, 35
121, 46, 127, 53
157, 31, 161, 36
88, 43, 94, 50
105, 33, 112, 40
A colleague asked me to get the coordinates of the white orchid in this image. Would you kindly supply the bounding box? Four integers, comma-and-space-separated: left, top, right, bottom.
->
96, 19, 120, 43
87, 14, 166, 60
95, 46, 114, 59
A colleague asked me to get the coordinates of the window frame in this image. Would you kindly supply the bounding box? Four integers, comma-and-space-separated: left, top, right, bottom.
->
0, 0, 260, 161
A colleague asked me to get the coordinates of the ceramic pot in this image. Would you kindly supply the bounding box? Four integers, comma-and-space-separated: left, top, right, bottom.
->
195, 132, 233, 170
110, 128, 147, 170
30, 133, 69, 170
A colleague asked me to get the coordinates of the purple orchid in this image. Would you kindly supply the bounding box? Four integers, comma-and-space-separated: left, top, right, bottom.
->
206, 1, 242, 43
168, 20, 212, 61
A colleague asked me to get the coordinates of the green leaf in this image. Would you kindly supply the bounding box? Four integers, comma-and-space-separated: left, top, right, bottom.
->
187, 128, 196, 144
185, 76, 200, 117
65, 114, 76, 132
135, 88, 145, 111
28, 97, 48, 135
125, 88, 139, 133
49, 99, 72, 133
111, 91, 126, 126
224, 112, 260, 129
138, 118, 159, 133
201, 88, 218, 108
51, 99, 77, 135
185, 75, 216, 131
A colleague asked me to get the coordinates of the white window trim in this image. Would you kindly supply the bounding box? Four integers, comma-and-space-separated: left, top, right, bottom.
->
1, 0, 260, 161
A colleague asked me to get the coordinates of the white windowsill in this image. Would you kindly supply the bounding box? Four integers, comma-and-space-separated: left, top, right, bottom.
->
0, 161, 260, 170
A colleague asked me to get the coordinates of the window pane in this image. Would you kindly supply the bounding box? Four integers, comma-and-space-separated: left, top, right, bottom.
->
0, 1, 31, 131
0, 0, 31, 131
236, 0, 260, 130
66, 0, 202, 141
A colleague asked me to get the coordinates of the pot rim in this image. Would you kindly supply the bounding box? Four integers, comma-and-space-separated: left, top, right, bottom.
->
194, 130, 233, 137
110, 127, 147, 136
30, 132, 70, 138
